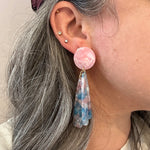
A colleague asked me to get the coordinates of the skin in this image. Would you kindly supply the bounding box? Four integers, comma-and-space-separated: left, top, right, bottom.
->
50, 0, 150, 149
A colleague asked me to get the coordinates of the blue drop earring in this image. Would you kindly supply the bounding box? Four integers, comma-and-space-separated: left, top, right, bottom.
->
73, 47, 96, 128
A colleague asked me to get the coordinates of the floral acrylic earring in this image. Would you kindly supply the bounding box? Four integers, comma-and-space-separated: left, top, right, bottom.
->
73, 47, 96, 128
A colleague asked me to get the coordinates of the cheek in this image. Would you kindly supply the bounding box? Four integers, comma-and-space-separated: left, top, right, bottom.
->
91, 23, 150, 108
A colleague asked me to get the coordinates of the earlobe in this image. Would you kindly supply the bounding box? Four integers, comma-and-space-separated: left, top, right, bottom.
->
50, 1, 91, 54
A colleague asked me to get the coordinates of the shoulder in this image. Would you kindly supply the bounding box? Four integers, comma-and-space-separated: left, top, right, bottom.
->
132, 114, 150, 149
121, 115, 150, 150
0, 118, 13, 150
0, 115, 149, 150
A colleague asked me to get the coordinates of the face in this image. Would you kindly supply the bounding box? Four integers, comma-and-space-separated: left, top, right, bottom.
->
87, 0, 150, 111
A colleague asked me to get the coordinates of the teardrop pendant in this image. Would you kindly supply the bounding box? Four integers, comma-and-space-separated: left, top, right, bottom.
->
73, 70, 92, 128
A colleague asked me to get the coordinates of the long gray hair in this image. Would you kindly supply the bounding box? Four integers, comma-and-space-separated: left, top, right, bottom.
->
7, 0, 150, 149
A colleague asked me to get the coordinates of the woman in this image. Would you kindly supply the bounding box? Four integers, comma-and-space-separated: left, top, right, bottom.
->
0, 0, 150, 149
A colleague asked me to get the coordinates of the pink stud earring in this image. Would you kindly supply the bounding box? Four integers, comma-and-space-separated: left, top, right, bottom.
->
73, 47, 96, 128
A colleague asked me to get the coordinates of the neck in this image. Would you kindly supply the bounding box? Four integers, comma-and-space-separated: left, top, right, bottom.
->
86, 111, 131, 150
85, 69, 132, 150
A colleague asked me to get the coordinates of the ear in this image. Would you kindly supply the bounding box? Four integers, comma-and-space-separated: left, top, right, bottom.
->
50, 1, 92, 54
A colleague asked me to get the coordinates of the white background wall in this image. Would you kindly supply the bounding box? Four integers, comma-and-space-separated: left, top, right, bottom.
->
0, 0, 34, 123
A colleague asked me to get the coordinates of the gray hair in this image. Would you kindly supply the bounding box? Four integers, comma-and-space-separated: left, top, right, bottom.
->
7, 0, 150, 149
